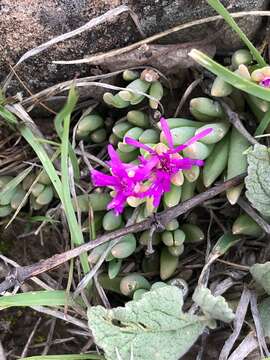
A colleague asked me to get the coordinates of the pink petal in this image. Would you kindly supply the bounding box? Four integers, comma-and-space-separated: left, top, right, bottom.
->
107, 144, 121, 165
143, 171, 171, 208
172, 158, 204, 169
107, 192, 127, 215
160, 117, 174, 149
91, 169, 118, 187
107, 145, 127, 177
172, 128, 213, 153
125, 137, 156, 154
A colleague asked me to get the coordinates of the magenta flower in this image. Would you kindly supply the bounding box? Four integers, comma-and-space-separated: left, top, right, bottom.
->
91, 145, 153, 215
260, 77, 270, 88
125, 117, 212, 207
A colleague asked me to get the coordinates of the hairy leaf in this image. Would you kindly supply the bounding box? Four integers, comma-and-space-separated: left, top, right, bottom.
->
88, 285, 206, 360
250, 262, 270, 294
22, 355, 103, 360
258, 297, 270, 338
245, 144, 270, 217
192, 286, 235, 323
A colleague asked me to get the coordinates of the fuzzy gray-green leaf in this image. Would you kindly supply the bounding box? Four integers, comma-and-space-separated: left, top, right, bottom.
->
245, 144, 270, 216
250, 262, 270, 294
192, 286, 235, 323
258, 297, 270, 338
88, 285, 206, 360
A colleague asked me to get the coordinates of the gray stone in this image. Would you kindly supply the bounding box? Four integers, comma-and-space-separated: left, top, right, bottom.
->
0, 0, 268, 93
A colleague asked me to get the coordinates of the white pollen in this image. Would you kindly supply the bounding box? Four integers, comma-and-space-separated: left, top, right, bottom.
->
128, 170, 135, 177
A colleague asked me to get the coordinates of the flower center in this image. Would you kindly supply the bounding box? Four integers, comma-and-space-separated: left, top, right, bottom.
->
260, 77, 270, 88
158, 154, 174, 174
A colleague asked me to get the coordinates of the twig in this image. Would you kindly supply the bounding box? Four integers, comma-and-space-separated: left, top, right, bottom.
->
20, 317, 42, 358
42, 319, 56, 355
174, 77, 202, 117
75, 203, 141, 295
238, 197, 270, 234
220, 100, 258, 146
0, 173, 245, 293
0, 254, 54, 291
76, 147, 109, 170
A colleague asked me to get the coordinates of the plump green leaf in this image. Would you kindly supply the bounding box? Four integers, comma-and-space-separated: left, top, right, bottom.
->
250, 262, 270, 294
0, 166, 33, 202
245, 144, 270, 216
258, 297, 270, 338
211, 233, 241, 257
192, 286, 235, 323
88, 285, 206, 360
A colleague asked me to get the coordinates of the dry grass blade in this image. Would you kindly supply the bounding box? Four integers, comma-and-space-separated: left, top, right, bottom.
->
227, 332, 258, 360
21, 80, 163, 113
219, 287, 251, 360
250, 291, 269, 357
52, 11, 270, 65
31, 306, 88, 330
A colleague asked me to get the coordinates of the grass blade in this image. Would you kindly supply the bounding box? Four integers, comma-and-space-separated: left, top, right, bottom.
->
0, 105, 18, 124
189, 49, 270, 101
2, 99, 90, 275
255, 109, 270, 136
0, 290, 73, 309
19, 126, 64, 201
54, 86, 80, 179
206, 0, 266, 67
61, 107, 90, 273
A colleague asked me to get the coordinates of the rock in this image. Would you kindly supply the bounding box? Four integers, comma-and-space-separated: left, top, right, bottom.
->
0, 0, 268, 94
